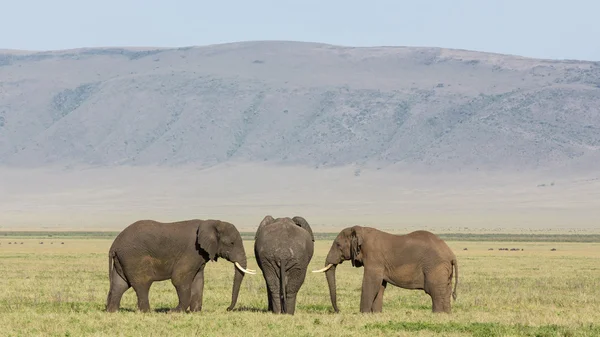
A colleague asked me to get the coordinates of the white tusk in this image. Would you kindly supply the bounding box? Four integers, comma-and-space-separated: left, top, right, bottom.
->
246, 268, 256, 273
312, 263, 334, 273
235, 262, 256, 274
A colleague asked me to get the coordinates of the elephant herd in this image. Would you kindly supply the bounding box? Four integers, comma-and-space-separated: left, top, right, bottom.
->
105, 216, 459, 315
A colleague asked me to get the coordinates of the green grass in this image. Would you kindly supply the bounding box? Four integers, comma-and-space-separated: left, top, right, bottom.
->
0, 238, 599, 336
365, 321, 600, 337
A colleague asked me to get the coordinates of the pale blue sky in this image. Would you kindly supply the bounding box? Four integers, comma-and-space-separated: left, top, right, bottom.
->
1, 0, 599, 60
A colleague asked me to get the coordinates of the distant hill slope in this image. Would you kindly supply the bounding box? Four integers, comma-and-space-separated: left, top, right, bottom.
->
1, 41, 599, 172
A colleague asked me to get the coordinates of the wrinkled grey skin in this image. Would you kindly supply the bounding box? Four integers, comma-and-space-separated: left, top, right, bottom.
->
106, 219, 249, 313
254, 215, 315, 314
320, 227, 458, 314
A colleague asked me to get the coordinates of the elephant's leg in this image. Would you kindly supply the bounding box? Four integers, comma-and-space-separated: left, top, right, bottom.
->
425, 271, 452, 314
284, 267, 307, 315
189, 269, 205, 312
372, 280, 387, 313
360, 268, 384, 313
172, 283, 192, 312
263, 267, 281, 313
434, 279, 453, 314
132, 282, 152, 313
286, 293, 298, 315
259, 268, 274, 312
429, 288, 451, 313
265, 281, 274, 312
171, 264, 198, 312
106, 269, 130, 312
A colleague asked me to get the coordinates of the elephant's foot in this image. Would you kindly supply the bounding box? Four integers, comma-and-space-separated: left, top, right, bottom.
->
105, 304, 119, 313
430, 295, 452, 313
168, 306, 188, 314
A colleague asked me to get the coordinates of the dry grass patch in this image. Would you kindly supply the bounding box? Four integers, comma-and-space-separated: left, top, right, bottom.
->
0, 238, 599, 336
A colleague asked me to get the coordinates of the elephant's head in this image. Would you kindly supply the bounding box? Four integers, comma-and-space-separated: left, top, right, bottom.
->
197, 220, 255, 311
312, 226, 364, 312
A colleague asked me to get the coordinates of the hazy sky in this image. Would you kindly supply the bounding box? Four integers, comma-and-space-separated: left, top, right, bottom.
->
1, 0, 599, 60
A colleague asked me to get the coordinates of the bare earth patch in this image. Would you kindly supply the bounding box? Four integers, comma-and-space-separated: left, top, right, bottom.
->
0, 165, 598, 233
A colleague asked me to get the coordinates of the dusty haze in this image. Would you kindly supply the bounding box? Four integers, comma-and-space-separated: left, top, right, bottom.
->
0, 41, 598, 231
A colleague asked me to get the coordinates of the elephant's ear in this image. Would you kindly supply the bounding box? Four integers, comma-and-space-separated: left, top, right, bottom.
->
292, 216, 314, 242
255, 215, 275, 240
197, 221, 219, 261
350, 226, 364, 268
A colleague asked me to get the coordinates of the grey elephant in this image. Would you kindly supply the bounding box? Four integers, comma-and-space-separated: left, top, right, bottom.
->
254, 215, 315, 314
313, 227, 458, 313
106, 219, 256, 313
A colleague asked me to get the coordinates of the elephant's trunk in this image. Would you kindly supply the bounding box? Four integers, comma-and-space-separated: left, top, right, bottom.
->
227, 254, 247, 311
325, 266, 339, 313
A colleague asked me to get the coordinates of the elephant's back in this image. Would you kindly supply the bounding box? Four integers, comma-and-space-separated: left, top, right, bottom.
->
110, 219, 199, 252
255, 221, 313, 259
402, 230, 455, 258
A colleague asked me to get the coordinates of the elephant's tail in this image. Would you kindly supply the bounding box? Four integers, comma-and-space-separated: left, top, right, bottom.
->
280, 260, 287, 314
451, 258, 458, 300
108, 249, 116, 283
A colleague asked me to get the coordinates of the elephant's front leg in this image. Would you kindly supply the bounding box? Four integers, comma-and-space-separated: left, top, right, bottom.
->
360, 268, 384, 313
189, 268, 205, 312
372, 280, 387, 313
132, 282, 152, 313
171, 272, 194, 312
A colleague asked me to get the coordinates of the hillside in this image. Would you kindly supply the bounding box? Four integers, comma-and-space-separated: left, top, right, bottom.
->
1, 41, 599, 173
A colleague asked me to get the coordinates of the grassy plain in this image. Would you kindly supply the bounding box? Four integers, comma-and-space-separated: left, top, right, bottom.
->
0, 234, 599, 337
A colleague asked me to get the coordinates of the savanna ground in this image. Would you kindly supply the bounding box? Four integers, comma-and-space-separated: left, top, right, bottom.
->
1, 232, 599, 337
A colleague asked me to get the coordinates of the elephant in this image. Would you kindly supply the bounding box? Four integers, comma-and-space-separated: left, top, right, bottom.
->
105, 219, 256, 313
313, 227, 458, 314
254, 215, 315, 314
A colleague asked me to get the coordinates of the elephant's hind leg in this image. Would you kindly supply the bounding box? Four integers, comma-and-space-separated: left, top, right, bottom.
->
262, 266, 282, 313
425, 272, 452, 313
265, 281, 274, 312
429, 288, 452, 313
284, 267, 308, 315
106, 269, 130, 312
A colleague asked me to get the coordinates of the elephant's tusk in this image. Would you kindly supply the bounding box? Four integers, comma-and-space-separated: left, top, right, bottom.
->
246, 268, 256, 273
235, 262, 256, 275
312, 263, 334, 273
